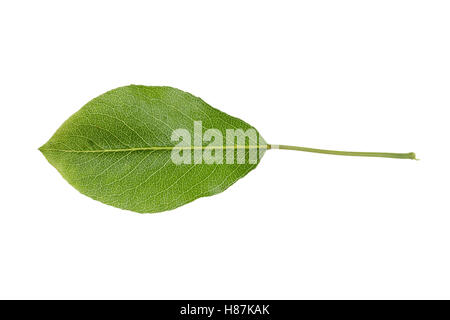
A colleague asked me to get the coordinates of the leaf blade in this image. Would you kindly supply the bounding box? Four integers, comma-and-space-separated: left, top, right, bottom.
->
40, 85, 267, 213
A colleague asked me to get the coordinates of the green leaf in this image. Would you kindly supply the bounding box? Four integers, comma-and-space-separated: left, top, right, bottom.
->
40, 85, 417, 214
39, 85, 268, 213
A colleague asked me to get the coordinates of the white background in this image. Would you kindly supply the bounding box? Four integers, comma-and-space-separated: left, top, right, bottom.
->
1, 0, 449, 299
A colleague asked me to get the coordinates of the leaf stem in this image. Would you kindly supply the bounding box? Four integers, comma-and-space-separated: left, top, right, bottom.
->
268, 144, 417, 160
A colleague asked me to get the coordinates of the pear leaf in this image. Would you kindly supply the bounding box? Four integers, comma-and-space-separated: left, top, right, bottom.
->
40, 85, 267, 213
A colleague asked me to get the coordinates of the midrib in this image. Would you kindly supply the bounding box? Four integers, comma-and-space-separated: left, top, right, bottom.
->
40, 145, 270, 153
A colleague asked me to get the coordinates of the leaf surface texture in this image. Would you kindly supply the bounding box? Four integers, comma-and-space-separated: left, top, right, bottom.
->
40, 85, 266, 213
